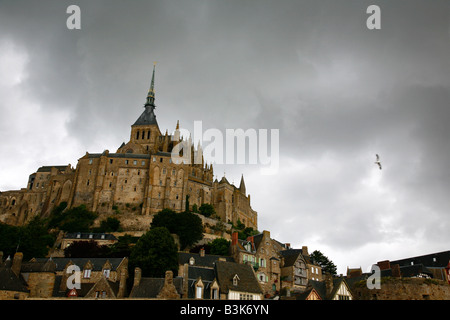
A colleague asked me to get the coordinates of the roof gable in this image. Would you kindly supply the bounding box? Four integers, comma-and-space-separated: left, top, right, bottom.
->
215, 261, 262, 295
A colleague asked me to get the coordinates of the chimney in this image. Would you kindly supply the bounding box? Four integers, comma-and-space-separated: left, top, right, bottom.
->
134, 267, 142, 287
246, 236, 254, 245
377, 260, 391, 271
117, 268, 128, 298
183, 263, 189, 297
199, 247, 205, 257
285, 243, 291, 249
11, 252, 23, 277
391, 264, 401, 278
302, 246, 309, 256
232, 232, 239, 246
325, 273, 333, 298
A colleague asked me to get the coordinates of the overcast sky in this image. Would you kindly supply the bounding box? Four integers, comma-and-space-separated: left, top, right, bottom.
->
1, 0, 449, 274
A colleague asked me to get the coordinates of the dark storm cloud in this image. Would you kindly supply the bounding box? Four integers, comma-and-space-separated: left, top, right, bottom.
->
1, 0, 450, 272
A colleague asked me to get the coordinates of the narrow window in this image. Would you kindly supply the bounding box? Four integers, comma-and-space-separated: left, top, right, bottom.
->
196, 286, 203, 299
147, 130, 151, 139
142, 131, 145, 139
136, 131, 140, 140
83, 269, 91, 278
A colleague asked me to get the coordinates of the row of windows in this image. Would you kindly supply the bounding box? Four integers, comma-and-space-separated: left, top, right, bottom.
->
136, 130, 151, 140
195, 285, 219, 299
88, 159, 147, 166
83, 268, 111, 279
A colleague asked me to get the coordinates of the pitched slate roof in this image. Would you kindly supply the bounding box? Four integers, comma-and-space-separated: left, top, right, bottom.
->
390, 250, 450, 268
307, 278, 350, 300
0, 263, 29, 293
34, 257, 125, 271
64, 233, 118, 241
21, 259, 56, 273
214, 261, 262, 295
178, 252, 234, 268
37, 165, 69, 173
186, 266, 217, 299
279, 249, 303, 267
129, 277, 183, 298
133, 105, 159, 126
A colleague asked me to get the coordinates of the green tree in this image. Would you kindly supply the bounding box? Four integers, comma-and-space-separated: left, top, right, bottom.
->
0, 217, 55, 260
209, 238, 230, 256
94, 217, 122, 232
64, 240, 109, 258
310, 250, 337, 275
151, 209, 203, 250
176, 211, 204, 250
107, 234, 139, 257
47, 201, 68, 229
48, 204, 98, 233
198, 203, 215, 217
234, 219, 259, 240
129, 227, 179, 277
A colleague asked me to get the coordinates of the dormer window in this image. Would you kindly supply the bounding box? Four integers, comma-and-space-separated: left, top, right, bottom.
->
189, 257, 195, 265
89, 234, 93, 239
233, 274, 240, 286
83, 269, 91, 278
76, 233, 81, 239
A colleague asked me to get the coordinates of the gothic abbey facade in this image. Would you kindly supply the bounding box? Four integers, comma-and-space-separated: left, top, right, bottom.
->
0, 67, 257, 232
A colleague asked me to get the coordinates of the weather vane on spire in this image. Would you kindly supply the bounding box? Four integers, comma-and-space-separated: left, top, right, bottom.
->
146, 63, 156, 106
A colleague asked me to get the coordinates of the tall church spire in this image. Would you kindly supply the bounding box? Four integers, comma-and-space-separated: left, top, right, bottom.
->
133, 64, 158, 126
146, 63, 156, 106
239, 174, 246, 195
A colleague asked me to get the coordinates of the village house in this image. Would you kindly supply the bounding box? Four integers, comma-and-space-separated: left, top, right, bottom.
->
129, 268, 184, 299
301, 274, 353, 300
60, 232, 118, 250
0, 252, 29, 300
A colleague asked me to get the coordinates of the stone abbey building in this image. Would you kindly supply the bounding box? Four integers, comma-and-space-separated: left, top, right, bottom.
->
0, 67, 257, 232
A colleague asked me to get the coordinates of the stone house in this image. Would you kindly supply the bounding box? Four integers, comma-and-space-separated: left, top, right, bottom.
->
307, 275, 353, 300
129, 268, 184, 299
179, 250, 263, 300
60, 232, 118, 250
301, 246, 323, 282
183, 265, 220, 299
24, 256, 129, 298
0, 253, 29, 300
177, 249, 234, 278
214, 261, 263, 300
230, 230, 285, 297
280, 249, 308, 292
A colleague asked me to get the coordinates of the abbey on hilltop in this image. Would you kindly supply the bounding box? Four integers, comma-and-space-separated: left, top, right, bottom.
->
0, 66, 257, 231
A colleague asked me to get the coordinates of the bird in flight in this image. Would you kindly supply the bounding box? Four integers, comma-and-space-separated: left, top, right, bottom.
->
375, 154, 382, 170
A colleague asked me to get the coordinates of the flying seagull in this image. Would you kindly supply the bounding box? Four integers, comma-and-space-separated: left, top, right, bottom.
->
375, 154, 382, 170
